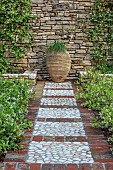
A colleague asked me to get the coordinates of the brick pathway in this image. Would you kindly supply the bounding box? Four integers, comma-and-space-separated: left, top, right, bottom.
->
1, 81, 113, 170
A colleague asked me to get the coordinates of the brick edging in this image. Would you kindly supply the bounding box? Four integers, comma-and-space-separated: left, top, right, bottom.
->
1, 162, 113, 170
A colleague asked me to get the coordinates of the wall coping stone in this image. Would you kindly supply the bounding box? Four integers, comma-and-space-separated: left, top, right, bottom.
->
2, 70, 38, 85
77, 71, 113, 77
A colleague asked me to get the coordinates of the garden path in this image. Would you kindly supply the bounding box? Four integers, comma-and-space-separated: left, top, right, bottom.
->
1, 81, 113, 170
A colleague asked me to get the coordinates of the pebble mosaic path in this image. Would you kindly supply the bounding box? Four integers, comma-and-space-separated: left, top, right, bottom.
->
27, 81, 93, 164
1, 81, 113, 170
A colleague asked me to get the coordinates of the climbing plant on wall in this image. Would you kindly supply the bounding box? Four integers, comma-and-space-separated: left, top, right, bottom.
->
85, 0, 113, 73
0, 0, 33, 73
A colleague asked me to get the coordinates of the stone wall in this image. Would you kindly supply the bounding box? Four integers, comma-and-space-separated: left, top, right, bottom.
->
16, 0, 93, 79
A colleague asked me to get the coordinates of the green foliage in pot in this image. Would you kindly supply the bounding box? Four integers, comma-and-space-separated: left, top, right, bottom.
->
46, 40, 67, 53
46, 40, 71, 82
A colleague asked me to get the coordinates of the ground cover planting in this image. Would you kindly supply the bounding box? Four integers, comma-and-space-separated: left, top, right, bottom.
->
0, 78, 32, 157
77, 70, 113, 153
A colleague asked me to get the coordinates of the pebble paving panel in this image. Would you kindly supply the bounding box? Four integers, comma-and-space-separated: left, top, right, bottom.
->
43, 89, 74, 96
33, 122, 86, 136
37, 108, 81, 118
44, 82, 72, 89
27, 141, 93, 164
41, 98, 77, 106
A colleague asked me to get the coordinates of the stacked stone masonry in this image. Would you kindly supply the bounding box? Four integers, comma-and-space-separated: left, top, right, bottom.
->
13, 0, 93, 79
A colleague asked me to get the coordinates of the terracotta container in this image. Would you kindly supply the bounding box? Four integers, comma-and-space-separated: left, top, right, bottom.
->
46, 51, 71, 82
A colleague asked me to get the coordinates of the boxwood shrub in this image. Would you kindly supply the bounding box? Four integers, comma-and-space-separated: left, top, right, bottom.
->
0, 78, 32, 154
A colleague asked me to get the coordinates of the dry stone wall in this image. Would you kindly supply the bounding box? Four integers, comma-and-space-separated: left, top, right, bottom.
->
17, 0, 93, 79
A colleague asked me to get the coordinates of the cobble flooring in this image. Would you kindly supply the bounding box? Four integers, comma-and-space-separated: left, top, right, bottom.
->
27, 141, 93, 164
32, 122, 85, 136
40, 98, 77, 106
44, 82, 72, 89
43, 90, 74, 96
1, 81, 113, 170
37, 108, 81, 118
27, 81, 93, 164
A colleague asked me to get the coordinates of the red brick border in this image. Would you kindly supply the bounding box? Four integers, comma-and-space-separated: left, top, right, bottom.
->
2, 163, 113, 170
32, 136, 88, 142
37, 118, 81, 122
